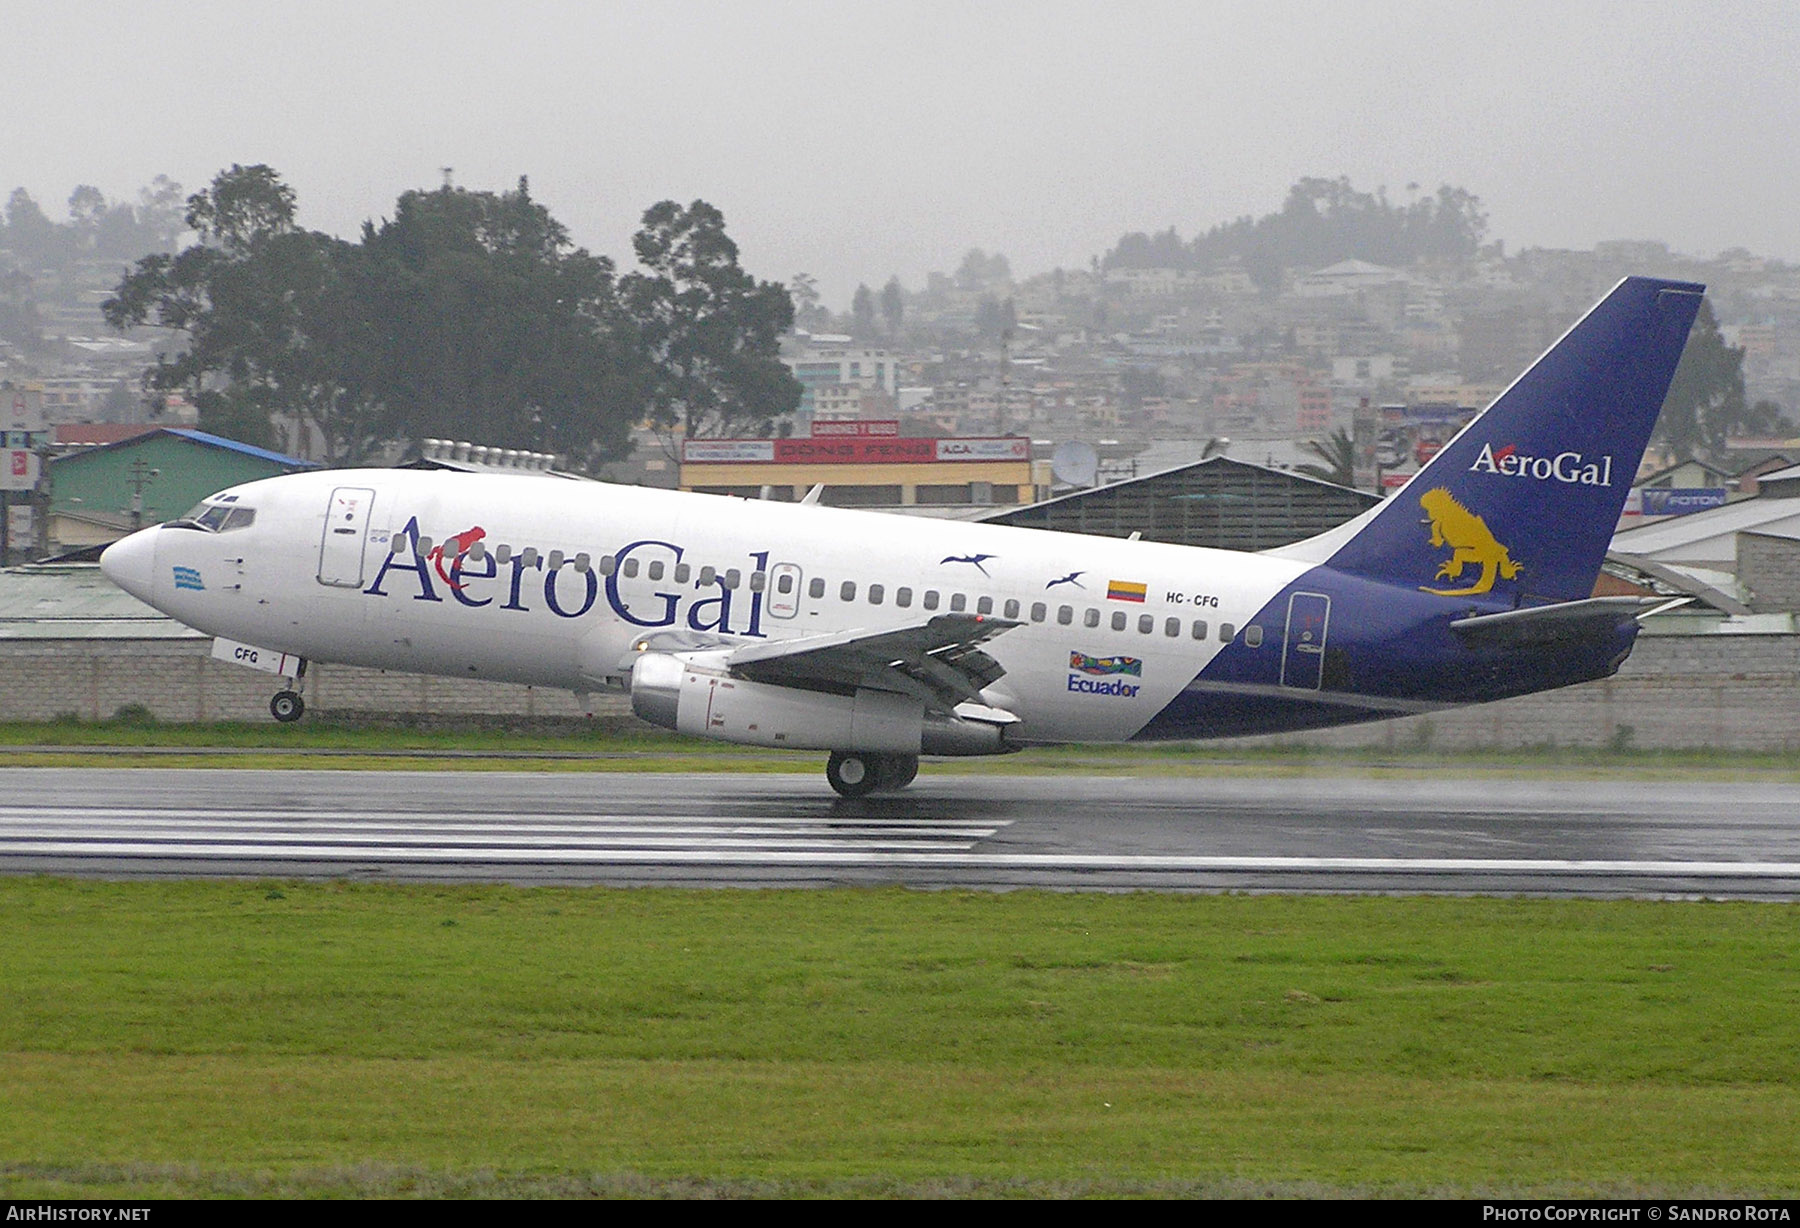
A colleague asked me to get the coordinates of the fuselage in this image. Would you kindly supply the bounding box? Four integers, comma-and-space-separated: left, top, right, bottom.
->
101, 466, 1636, 745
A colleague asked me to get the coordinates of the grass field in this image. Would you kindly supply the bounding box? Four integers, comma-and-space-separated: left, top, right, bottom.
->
3, 878, 1799, 1198
1, 715, 1797, 779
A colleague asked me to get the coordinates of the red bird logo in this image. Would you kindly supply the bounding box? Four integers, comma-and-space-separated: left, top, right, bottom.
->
426, 526, 486, 590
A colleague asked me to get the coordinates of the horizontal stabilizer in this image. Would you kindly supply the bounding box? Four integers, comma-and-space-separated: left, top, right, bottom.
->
1448, 596, 1682, 649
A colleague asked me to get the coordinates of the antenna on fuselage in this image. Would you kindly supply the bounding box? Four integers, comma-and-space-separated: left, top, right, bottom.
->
801, 484, 825, 505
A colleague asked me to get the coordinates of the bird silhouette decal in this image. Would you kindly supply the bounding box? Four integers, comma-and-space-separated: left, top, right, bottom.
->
1046, 571, 1085, 589
941, 553, 997, 577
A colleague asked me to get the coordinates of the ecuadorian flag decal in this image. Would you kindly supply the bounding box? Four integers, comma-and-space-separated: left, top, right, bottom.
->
1106, 580, 1147, 603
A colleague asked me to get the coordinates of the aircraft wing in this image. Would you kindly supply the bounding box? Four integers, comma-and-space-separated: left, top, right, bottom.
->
724, 613, 1022, 711
1448, 596, 1684, 649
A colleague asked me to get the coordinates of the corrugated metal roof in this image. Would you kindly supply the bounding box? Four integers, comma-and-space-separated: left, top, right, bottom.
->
164, 428, 322, 469
49, 427, 321, 471
0, 566, 201, 639
1611, 498, 1800, 556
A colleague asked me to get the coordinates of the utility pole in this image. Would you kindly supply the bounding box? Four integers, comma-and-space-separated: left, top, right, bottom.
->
127, 460, 160, 530
995, 326, 1013, 436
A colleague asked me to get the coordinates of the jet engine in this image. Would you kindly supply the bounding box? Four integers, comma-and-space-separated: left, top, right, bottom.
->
628, 651, 1012, 755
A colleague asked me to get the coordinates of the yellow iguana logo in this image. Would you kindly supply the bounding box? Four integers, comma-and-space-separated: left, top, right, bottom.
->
1418, 487, 1521, 596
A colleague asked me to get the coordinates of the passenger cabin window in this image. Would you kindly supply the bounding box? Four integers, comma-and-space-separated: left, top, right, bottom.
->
1139, 614, 1154, 634
1219, 622, 1236, 642
840, 580, 856, 601
923, 590, 940, 610
495, 544, 513, 565
674, 563, 690, 583
416, 536, 434, 556
723, 569, 741, 589
1030, 602, 1047, 623
573, 552, 590, 573
976, 596, 993, 615
868, 583, 885, 605
750, 572, 766, 592
621, 557, 637, 577
809, 577, 825, 599
598, 554, 615, 576
1245, 625, 1264, 648
1083, 608, 1100, 628
949, 593, 967, 612
896, 587, 913, 608
521, 547, 540, 568
1003, 599, 1020, 619
700, 565, 716, 585
1191, 619, 1208, 640
1165, 617, 1181, 637
777, 573, 795, 594
1057, 605, 1073, 625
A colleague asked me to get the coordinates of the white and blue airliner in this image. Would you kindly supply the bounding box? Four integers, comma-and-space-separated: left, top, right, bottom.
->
101, 278, 1704, 795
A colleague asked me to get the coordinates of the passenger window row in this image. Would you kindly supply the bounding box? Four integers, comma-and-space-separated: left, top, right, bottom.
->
817, 576, 1255, 644
396, 538, 1264, 645
400, 537, 769, 591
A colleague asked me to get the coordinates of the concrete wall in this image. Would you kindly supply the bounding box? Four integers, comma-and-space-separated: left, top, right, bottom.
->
1, 634, 1796, 751
1242, 635, 1800, 752
0, 638, 629, 726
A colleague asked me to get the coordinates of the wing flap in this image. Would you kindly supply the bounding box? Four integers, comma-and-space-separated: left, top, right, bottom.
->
726, 613, 1021, 710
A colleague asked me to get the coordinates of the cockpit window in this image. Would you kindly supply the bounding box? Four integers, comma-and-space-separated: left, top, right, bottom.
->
179, 502, 256, 532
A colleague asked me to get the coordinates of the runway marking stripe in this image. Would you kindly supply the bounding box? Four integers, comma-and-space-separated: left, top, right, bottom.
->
0, 820, 1002, 840
8, 842, 1800, 876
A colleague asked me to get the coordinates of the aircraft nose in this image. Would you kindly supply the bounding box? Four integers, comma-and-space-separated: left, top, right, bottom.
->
100, 527, 160, 603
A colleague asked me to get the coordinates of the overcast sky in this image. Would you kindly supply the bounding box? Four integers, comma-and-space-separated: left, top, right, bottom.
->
11, 2, 1800, 305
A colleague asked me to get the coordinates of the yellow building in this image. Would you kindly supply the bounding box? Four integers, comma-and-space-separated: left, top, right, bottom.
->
680, 422, 1039, 508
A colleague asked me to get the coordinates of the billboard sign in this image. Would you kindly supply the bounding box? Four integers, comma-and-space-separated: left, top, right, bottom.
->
810, 419, 899, 437
0, 448, 38, 493
685, 436, 1029, 465
1639, 488, 1727, 517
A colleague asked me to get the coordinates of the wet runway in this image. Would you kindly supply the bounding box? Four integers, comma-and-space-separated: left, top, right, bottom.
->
1, 767, 1797, 897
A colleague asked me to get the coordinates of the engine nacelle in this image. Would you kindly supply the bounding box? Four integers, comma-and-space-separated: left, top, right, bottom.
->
629, 652, 1016, 755
631, 652, 922, 752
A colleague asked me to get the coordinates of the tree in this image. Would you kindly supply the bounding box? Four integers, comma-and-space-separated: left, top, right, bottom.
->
1102, 176, 1487, 287
185, 163, 296, 255
358, 178, 650, 465
621, 199, 799, 439
880, 276, 904, 334
1295, 427, 1356, 486
136, 176, 187, 251
851, 283, 876, 337
104, 165, 321, 448
4, 189, 63, 268
1654, 300, 1748, 463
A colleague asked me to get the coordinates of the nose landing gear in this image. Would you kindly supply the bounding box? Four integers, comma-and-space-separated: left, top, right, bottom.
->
268, 659, 308, 723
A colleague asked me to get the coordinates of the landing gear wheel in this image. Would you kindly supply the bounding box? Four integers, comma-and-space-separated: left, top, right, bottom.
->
876, 754, 919, 791
826, 751, 880, 799
270, 690, 305, 723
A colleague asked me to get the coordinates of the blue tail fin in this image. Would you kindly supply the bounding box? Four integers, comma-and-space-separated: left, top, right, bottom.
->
1321, 276, 1705, 604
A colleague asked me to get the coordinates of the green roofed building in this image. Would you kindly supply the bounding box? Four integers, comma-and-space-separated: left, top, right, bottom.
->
48, 428, 321, 552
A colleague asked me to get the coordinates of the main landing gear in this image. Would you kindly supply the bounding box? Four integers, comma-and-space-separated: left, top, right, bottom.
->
825, 751, 919, 799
